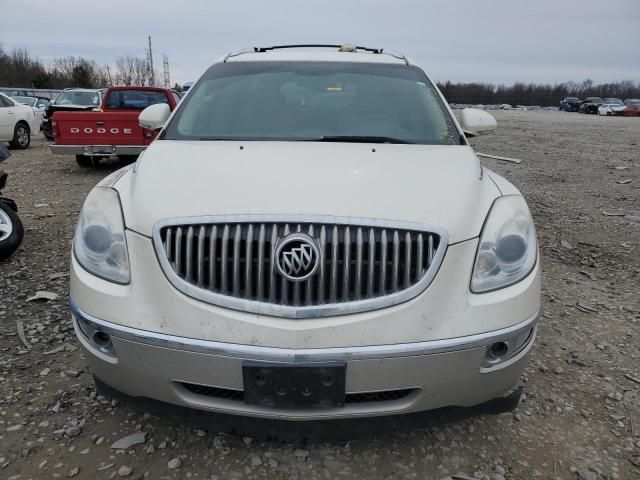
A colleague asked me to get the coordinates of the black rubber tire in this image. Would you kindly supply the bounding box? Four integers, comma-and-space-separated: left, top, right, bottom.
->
75, 155, 93, 167
117, 155, 138, 164
0, 201, 24, 261
9, 122, 30, 149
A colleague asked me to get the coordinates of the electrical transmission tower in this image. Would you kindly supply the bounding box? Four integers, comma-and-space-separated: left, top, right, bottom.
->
146, 36, 155, 86
162, 54, 170, 88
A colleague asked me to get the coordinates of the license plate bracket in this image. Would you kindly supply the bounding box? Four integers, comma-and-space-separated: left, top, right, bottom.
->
242, 362, 346, 409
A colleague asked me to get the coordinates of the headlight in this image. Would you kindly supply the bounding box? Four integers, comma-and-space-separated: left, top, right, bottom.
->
74, 187, 130, 284
471, 195, 537, 293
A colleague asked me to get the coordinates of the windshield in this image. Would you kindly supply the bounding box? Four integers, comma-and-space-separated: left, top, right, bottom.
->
54, 91, 100, 106
164, 61, 460, 145
105, 89, 168, 109
13, 96, 36, 107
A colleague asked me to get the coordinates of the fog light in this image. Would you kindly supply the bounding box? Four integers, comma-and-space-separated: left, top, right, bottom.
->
73, 313, 116, 358
481, 327, 535, 368
92, 331, 112, 349
488, 341, 509, 359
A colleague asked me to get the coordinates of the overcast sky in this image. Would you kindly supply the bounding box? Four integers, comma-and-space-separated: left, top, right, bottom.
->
2, 0, 639, 85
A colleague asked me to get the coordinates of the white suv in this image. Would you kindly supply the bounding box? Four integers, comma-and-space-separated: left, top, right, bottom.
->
70, 45, 540, 428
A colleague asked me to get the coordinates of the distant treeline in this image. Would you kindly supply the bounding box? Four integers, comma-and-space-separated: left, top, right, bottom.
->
0, 43, 180, 90
437, 79, 640, 106
2, 43, 639, 105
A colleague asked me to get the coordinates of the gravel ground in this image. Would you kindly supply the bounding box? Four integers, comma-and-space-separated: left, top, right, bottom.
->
0, 110, 638, 479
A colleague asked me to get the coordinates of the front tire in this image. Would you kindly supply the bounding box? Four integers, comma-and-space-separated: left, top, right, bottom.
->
9, 122, 30, 149
0, 201, 24, 261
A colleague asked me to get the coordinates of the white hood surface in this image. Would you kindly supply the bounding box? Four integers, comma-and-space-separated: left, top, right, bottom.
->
117, 141, 502, 244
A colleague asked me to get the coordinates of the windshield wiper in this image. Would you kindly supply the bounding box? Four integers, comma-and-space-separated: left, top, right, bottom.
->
316, 135, 414, 144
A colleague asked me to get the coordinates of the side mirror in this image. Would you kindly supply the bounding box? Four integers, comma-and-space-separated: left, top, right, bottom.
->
460, 108, 497, 136
139, 103, 171, 131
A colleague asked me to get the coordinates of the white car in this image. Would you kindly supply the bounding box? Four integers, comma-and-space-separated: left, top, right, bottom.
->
598, 103, 625, 116
70, 45, 540, 432
12, 96, 49, 129
0, 92, 39, 149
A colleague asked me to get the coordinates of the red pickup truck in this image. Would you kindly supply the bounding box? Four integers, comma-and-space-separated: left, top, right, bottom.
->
50, 86, 180, 167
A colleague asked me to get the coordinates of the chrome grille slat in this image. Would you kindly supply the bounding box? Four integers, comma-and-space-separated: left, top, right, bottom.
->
157, 218, 445, 317
317, 226, 327, 303
354, 227, 363, 300
280, 224, 290, 305
208, 225, 217, 291
197, 226, 205, 287
367, 228, 375, 297
391, 230, 400, 292
185, 226, 194, 282
330, 225, 339, 303
220, 225, 229, 293
416, 233, 424, 282
305, 225, 315, 305
403, 231, 411, 289
175, 227, 183, 276
245, 224, 254, 298
342, 226, 351, 301
379, 230, 387, 295
256, 224, 266, 300
268, 224, 277, 303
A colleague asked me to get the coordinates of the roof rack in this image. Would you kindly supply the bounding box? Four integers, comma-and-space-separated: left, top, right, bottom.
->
253, 44, 384, 54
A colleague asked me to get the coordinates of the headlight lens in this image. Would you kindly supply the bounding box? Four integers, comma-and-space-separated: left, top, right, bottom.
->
471, 195, 537, 292
74, 187, 130, 284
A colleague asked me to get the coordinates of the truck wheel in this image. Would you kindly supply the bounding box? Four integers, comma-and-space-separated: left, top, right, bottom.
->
9, 122, 30, 149
0, 201, 24, 261
75, 155, 94, 167
118, 155, 138, 164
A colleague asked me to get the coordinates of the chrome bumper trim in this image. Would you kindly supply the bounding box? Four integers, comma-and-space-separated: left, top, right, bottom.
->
70, 300, 539, 364
51, 145, 147, 156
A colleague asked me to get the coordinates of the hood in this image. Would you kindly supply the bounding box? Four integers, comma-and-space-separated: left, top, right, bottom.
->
116, 141, 501, 244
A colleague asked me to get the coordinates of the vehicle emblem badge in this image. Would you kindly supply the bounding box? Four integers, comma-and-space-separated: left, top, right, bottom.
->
275, 233, 320, 282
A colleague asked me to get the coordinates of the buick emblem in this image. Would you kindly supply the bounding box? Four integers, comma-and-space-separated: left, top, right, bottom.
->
275, 233, 320, 282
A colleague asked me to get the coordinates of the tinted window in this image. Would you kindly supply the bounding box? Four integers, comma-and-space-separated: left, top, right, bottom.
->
164, 61, 460, 145
105, 90, 169, 109
0, 95, 15, 107
13, 96, 36, 107
55, 90, 100, 106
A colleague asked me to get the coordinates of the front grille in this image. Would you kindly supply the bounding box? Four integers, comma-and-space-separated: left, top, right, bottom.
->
179, 382, 416, 405
154, 216, 445, 317
181, 383, 245, 402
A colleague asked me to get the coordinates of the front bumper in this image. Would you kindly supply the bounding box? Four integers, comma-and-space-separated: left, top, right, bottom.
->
51, 144, 146, 156
71, 301, 538, 421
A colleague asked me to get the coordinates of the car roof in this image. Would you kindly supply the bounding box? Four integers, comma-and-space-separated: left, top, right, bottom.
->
225, 50, 409, 65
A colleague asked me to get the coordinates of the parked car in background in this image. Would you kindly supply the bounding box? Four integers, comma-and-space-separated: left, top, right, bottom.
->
623, 99, 640, 117
42, 88, 105, 140
603, 98, 623, 105
499, 104, 512, 110
0, 92, 39, 149
559, 97, 581, 112
51, 86, 180, 166
13, 96, 50, 129
579, 97, 603, 114
70, 45, 540, 432
598, 103, 626, 116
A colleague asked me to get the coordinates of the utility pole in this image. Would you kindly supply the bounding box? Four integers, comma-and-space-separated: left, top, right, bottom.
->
146, 35, 155, 86
105, 65, 113, 86
162, 54, 170, 88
